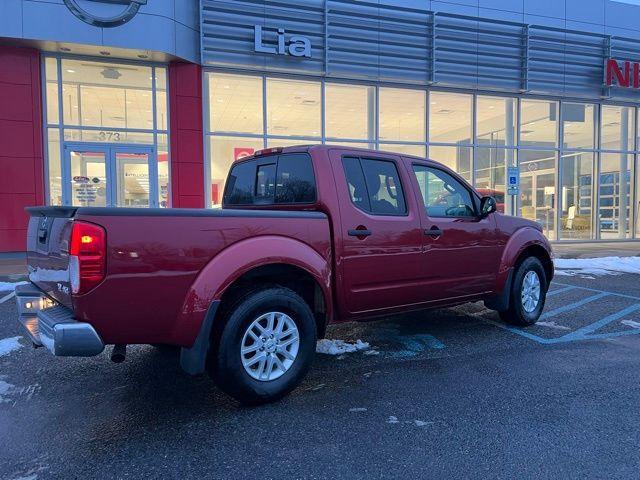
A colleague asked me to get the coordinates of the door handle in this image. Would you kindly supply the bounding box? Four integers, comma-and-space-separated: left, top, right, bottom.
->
425, 227, 443, 237
348, 229, 372, 237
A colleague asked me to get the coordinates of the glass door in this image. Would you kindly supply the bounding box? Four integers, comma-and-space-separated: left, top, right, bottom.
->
63, 144, 157, 207
67, 147, 109, 207
114, 149, 152, 208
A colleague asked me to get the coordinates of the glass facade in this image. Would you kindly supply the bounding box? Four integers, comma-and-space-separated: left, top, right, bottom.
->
44, 57, 169, 208
204, 72, 640, 241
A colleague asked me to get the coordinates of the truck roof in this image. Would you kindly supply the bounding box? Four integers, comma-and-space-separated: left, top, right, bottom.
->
234, 144, 432, 165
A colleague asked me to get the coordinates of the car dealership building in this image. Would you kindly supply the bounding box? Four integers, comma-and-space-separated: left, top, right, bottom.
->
2, 0, 640, 251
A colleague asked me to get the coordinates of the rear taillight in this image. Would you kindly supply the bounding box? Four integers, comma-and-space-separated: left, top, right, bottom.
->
69, 221, 106, 295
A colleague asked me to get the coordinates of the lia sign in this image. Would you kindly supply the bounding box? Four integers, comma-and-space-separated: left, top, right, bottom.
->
605, 58, 640, 89
254, 25, 311, 58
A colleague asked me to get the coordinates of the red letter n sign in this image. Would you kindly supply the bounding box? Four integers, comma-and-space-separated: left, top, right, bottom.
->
606, 59, 631, 87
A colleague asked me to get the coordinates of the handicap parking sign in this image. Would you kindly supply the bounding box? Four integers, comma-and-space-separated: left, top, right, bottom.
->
507, 167, 519, 195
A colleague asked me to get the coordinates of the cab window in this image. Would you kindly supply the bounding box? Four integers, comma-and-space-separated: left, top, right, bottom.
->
223, 153, 316, 205
412, 165, 476, 217
342, 156, 407, 215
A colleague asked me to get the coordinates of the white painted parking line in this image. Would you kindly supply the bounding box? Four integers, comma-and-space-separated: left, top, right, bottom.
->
0, 291, 15, 304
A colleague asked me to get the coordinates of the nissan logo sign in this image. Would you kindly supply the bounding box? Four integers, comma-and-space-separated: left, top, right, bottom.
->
63, 0, 147, 28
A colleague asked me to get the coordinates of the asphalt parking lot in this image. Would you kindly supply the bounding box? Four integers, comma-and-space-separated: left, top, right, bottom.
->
2, 273, 640, 479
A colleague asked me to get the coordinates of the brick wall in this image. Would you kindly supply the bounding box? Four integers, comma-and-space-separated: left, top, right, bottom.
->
0, 46, 44, 252
168, 62, 204, 208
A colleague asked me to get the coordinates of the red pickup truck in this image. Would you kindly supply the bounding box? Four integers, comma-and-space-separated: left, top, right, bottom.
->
16, 145, 553, 404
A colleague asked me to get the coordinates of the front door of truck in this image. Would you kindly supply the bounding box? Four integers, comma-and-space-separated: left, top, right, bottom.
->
407, 160, 500, 300
330, 149, 424, 316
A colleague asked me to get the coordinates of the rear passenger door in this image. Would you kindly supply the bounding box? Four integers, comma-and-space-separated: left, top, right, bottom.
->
331, 150, 424, 316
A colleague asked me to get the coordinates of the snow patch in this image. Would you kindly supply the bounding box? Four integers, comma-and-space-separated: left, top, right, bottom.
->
0, 336, 24, 357
554, 256, 640, 277
0, 379, 15, 403
622, 320, 640, 329
316, 339, 370, 355
0, 281, 27, 292
536, 321, 571, 331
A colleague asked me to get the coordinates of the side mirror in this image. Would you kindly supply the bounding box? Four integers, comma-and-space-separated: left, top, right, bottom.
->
480, 196, 497, 218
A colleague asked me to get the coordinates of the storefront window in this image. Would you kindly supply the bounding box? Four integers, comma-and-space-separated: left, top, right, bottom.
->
45, 57, 59, 125
325, 141, 373, 149
562, 103, 596, 150
47, 129, 62, 206
210, 136, 264, 205
61, 59, 154, 130
325, 83, 374, 141
560, 152, 593, 239
209, 73, 263, 134
155, 67, 168, 131
379, 87, 426, 142
599, 153, 632, 239
519, 150, 557, 240
429, 145, 472, 181
157, 134, 170, 208
267, 78, 321, 138
267, 139, 320, 148
601, 105, 635, 152
475, 147, 510, 213
429, 92, 472, 144
476, 96, 516, 147
379, 144, 426, 157
520, 99, 558, 148
44, 57, 169, 208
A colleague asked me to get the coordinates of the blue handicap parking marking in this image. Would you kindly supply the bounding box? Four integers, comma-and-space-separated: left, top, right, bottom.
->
388, 334, 446, 358
545, 285, 576, 297
483, 282, 640, 345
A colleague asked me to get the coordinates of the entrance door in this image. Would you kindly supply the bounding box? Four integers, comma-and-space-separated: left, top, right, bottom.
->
63, 144, 156, 207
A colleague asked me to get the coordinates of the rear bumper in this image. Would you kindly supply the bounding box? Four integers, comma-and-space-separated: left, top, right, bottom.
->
15, 283, 104, 356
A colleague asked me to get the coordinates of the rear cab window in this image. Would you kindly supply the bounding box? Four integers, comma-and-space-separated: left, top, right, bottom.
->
342, 156, 407, 216
223, 153, 317, 206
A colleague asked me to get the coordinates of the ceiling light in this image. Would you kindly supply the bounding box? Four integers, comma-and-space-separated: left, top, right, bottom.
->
101, 67, 122, 80
66, 69, 76, 73
437, 109, 454, 114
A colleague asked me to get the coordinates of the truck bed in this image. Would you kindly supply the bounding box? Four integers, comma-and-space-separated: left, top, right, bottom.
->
26, 206, 330, 346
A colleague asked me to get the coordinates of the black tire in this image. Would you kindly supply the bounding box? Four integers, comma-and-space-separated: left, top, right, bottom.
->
499, 256, 547, 327
209, 286, 316, 405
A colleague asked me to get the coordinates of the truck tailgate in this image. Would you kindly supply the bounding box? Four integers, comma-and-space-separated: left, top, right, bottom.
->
25, 206, 77, 308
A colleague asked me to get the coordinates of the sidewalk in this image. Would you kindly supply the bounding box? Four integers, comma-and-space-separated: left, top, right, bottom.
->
552, 241, 640, 259
0, 252, 26, 281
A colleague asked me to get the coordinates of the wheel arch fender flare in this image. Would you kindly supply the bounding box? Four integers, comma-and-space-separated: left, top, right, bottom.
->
177, 236, 332, 374
486, 227, 553, 311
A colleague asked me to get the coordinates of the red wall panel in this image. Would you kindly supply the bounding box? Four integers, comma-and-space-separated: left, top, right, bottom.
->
168, 62, 204, 208
0, 46, 44, 252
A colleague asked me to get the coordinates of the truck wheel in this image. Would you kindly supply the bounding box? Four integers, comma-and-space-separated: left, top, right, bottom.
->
210, 286, 316, 405
499, 256, 547, 327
